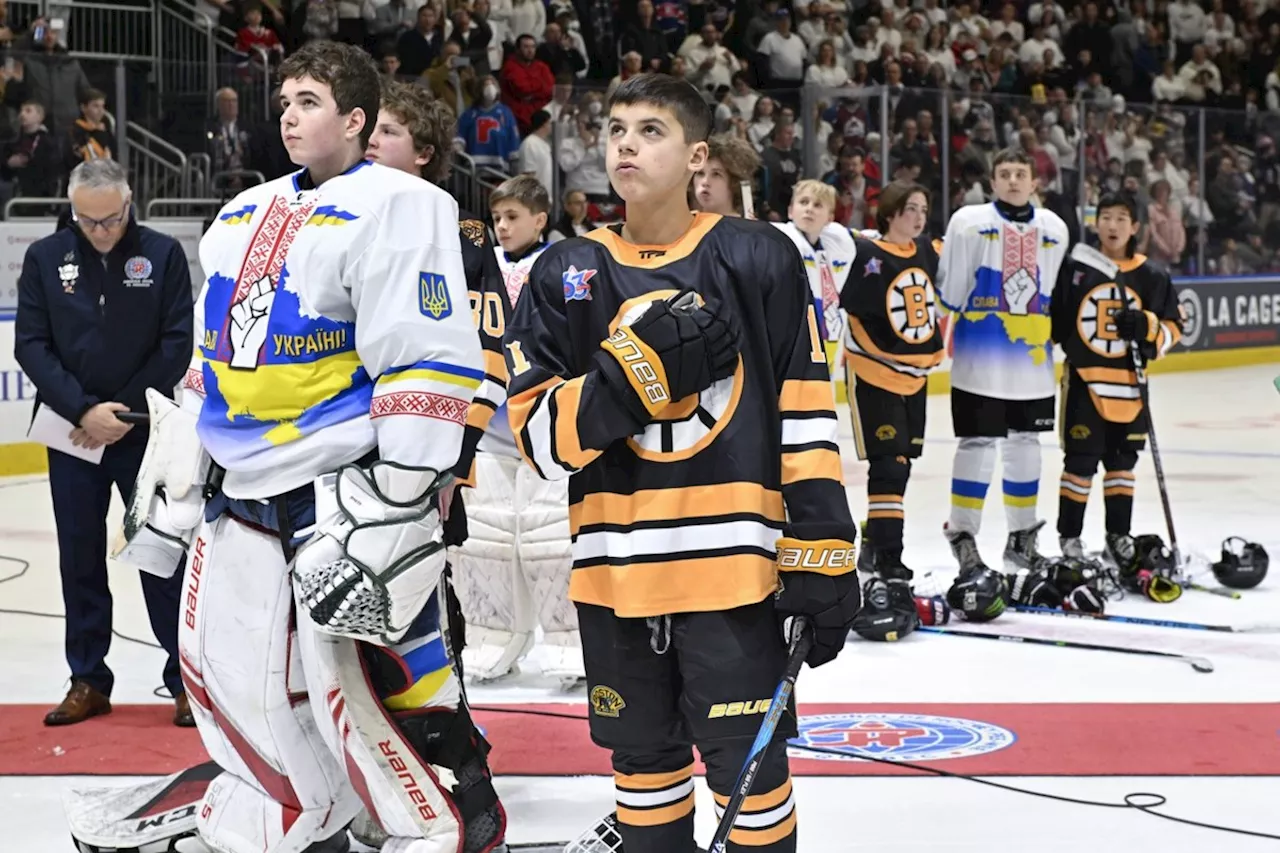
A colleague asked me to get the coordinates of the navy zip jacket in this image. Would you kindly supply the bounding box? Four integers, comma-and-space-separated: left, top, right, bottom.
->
14, 216, 194, 443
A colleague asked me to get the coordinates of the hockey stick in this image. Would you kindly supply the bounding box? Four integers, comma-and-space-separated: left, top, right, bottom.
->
1010, 604, 1279, 633
708, 617, 812, 853
918, 626, 1214, 672
1129, 330, 1180, 568
1184, 580, 1243, 600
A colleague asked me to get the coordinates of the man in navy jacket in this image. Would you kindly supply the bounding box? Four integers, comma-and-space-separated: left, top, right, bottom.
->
14, 159, 195, 727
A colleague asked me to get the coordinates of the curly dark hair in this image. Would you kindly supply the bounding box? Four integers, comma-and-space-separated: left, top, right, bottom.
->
279, 40, 381, 148
379, 80, 456, 184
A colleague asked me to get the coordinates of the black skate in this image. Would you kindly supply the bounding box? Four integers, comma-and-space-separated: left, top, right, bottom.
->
945, 528, 991, 575
1004, 520, 1048, 571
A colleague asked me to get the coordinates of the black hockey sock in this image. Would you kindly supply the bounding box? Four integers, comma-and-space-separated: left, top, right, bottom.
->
612, 752, 698, 853
1057, 471, 1091, 538
1103, 469, 1136, 535
867, 455, 909, 553
701, 739, 796, 852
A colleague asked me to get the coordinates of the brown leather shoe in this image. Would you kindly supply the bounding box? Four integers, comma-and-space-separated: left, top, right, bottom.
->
173, 693, 196, 727
44, 681, 111, 726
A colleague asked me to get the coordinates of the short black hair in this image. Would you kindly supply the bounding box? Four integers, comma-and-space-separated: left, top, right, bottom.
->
1096, 191, 1138, 221
609, 72, 712, 144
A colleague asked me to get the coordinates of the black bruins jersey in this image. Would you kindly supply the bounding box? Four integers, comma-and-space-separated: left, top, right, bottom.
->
454, 212, 514, 485
504, 212, 856, 618
840, 236, 945, 395
1051, 252, 1182, 423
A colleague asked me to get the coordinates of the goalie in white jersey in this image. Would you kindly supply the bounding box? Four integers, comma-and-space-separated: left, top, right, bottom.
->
448, 175, 585, 686
936, 148, 1070, 614
110, 42, 504, 853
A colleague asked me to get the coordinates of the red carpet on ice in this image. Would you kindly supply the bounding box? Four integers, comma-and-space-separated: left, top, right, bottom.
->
1, 703, 1275, 777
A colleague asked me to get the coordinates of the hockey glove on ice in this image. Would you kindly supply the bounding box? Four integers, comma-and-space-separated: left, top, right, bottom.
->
594, 289, 740, 423
773, 537, 860, 667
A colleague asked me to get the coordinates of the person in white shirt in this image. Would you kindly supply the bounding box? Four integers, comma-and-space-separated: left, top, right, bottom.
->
728, 71, 759, 121
1203, 10, 1238, 58
923, 25, 957, 75
949, 2, 989, 41
1017, 23, 1062, 66
873, 9, 904, 53
990, 2, 1024, 44
517, 108, 553, 192
757, 10, 808, 85
506, 0, 545, 41
1152, 60, 1187, 102
1168, 0, 1207, 65
556, 106, 609, 198
680, 22, 741, 92
797, 1, 829, 47
1177, 45, 1223, 102
806, 39, 851, 87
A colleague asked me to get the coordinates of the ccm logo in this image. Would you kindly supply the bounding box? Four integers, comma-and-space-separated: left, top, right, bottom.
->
777, 546, 857, 571
708, 699, 773, 719
184, 537, 207, 629
380, 741, 438, 822
604, 329, 669, 408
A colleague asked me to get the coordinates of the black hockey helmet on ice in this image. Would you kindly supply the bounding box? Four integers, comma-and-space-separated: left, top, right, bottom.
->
946, 568, 1008, 623
1211, 537, 1269, 590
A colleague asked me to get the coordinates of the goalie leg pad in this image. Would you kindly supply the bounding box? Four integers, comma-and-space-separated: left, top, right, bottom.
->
514, 466, 582, 681
178, 516, 361, 853
64, 762, 220, 853
297, 620, 506, 853
450, 453, 535, 681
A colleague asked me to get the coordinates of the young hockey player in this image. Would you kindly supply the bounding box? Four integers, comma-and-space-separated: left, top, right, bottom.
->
937, 148, 1070, 611
772, 179, 857, 362
1052, 192, 1183, 599
116, 42, 503, 853
503, 73, 860, 852
450, 174, 583, 686
841, 181, 946, 637
692, 132, 761, 217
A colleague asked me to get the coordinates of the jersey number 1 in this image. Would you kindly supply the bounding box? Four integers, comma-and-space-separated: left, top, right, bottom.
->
806, 305, 826, 364
506, 340, 531, 376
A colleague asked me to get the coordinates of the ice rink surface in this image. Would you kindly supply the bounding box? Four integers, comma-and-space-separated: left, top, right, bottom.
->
2, 362, 1278, 851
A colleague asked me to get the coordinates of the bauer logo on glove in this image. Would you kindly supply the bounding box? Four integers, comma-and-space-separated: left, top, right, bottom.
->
776, 539, 858, 574
292, 461, 452, 645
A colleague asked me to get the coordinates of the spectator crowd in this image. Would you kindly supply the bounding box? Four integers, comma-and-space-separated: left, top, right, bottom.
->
8, 0, 1280, 274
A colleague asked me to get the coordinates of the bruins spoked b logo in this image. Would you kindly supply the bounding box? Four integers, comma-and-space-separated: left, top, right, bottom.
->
1078, 283, 1141, 358
609, 290, 744, 463
884, 267, 938, 344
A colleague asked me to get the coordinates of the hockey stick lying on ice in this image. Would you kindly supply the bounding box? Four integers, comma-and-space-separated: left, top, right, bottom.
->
1011, 604, 1280, 634
708, 616, 811, 853
1184, 580, 1243, 600
918, 626, 1214, 672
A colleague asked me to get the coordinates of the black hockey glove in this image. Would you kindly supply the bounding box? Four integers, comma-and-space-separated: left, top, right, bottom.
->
1112, 308, 1152, 342
594, 289, 740, 423
773, 537, 860, 667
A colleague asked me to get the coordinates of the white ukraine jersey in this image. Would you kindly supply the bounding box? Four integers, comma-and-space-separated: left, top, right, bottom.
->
480, 242, 548, 457
184, 160, 483, 499
772, 221, 856, 341
937, 202, 1070, 401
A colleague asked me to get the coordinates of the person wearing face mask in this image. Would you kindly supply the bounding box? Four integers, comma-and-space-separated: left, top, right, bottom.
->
457, 74, 522, 169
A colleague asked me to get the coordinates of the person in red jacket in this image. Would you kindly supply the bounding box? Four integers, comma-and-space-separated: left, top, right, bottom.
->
500, 33, 553, 135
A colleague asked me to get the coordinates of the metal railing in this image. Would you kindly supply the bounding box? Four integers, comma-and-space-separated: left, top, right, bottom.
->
144, 198, 225, 219
4, 197, 71, 218
128, 121, 191, 204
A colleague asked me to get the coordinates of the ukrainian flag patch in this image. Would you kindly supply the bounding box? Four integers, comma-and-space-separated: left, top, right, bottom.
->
419, 272, 452, 320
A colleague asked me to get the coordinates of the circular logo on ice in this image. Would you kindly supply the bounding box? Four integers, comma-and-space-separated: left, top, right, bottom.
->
787, 713, 1017, 763
1176, 286, 1202, 349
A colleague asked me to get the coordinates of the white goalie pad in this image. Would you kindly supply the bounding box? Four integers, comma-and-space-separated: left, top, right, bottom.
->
294, 461, 450, 645
112, 387, 212, 578
301, 628, 463, 853
64, 761, 219, 852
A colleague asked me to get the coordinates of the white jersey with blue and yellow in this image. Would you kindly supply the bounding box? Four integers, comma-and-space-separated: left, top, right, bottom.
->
183, 160, 483, 499
937, 202, 1070, 401
772, 221, 856, 341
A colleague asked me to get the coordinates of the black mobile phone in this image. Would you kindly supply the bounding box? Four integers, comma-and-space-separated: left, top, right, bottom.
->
115, 411, 150, 424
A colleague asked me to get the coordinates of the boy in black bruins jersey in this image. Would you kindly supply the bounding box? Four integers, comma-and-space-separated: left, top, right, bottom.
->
503, 73, 860, 853
1052, 193, 1181, 579
841, 181, 945, 638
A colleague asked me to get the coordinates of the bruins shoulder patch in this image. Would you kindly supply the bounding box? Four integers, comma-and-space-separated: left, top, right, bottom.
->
460, 219, 487, 248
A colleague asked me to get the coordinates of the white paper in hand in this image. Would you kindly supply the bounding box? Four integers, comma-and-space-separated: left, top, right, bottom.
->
27, 404, 104, 464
